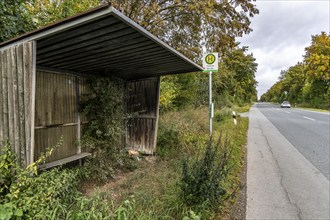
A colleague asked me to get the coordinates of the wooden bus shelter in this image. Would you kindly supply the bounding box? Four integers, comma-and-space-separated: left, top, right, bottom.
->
0, 4, 202, 167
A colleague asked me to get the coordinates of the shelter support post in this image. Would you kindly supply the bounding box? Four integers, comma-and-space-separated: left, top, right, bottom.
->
0, 41, 36, 166
29, 41, 36, 165
152, 77, 160, 154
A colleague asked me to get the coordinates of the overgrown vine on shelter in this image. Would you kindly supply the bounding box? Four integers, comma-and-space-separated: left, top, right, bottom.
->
80, 76, 133, 181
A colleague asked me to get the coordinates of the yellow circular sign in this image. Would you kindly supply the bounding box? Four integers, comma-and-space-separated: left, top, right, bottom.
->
205, 54, 216, 64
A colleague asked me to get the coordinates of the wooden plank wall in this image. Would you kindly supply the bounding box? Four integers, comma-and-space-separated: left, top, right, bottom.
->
34, 70, 89, 163
0, 41, 36, 166
126, 77, 160, 154
78, 77, 90, 152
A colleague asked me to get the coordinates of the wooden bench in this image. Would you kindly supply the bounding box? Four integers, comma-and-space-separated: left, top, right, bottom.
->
39, 152, 91, 170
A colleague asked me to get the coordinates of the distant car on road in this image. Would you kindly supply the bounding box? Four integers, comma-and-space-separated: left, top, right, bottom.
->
281, 101, 291, 108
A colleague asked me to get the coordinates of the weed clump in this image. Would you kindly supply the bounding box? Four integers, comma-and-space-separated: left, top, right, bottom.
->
180, 139, 231, 209
80, 76, 136, 182
0, 143, 138, 219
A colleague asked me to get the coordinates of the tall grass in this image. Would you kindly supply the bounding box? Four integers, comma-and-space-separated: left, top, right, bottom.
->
106, 107, 249, 219
0, 107, 249, 219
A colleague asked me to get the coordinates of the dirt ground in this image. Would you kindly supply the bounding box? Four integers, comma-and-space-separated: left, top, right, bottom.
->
79, 156, 157, 202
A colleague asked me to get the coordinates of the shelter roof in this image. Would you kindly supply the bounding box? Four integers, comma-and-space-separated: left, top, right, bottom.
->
0, 4, 202, 79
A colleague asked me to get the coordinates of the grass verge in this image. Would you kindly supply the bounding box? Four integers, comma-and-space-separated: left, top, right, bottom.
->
93, 107, 249, 219
0, 107, 249, 219
294, 106, 330, 113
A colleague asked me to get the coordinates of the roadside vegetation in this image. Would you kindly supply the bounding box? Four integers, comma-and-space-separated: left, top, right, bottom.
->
1, 0, 257, 219
294, 107, 330, 113
260, 32, 330, 110
0, 106, 249, 219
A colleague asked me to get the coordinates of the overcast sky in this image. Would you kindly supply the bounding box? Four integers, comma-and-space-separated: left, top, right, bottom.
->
239, 0, 330, 98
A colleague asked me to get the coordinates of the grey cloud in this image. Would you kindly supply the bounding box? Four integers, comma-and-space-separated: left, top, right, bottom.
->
239, 0, 329, 98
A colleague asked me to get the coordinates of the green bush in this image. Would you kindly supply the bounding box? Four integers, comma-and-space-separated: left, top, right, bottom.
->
180, 139, 231, 209
214, 108, 232, 123
0, 143, 139, 219
0, 143, 17, 198
156, 123, 181, 157
0, 145, 80, 219
156, 109, 208, 159
80, 76, 135, 182
0, 107, 249, 219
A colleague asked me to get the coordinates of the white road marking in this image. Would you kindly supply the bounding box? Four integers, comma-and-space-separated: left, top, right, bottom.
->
284, 111, 290, 114
303, 116, 315, 121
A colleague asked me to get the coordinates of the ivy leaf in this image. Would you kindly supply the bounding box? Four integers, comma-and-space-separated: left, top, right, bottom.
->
0, 204, 14, 220
32, 17, 39, 24
14, 208, 23, 217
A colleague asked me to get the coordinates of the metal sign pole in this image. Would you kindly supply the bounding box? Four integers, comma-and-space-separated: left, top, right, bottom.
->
203, 52, 218, 143
209, 71, 212, 140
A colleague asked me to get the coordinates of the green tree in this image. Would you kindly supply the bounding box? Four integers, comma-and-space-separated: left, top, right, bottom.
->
303, 32, 330, 108
0, 0, 99, 42
261, 32, 330, 109
0, 0, 36, 42
109, 0, 259, 61
1, 0, 259, 61
159, 75, 180, 111
160, 46, 258, 110
281, 63, 306, 104
25, 0, 99, 28
222, 46, 258, 104
262, 81, 284, 103
1, 0, 259, 110
304, 32, 330, 81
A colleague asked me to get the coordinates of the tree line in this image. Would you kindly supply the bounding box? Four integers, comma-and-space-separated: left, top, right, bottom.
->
1, 0, 259, 109
260, 32, 330, 110
160, 46, 258, 111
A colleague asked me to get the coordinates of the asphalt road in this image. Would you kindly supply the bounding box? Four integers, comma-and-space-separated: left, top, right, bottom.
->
246, 103, 330, 219
257, 103, 330, 179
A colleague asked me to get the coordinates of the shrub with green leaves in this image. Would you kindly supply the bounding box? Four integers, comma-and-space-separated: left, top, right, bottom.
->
180, 139, 231, 209
156, 123, 181, 157
0, 144, 79, 219
0, 143, 138, 219
214, 108, 232, 123
156, 109, 209, 159
0, 143, 17, 198
80, 76, 134, 182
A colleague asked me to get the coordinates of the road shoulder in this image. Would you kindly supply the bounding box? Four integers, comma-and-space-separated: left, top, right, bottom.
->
246, 105, 330, 220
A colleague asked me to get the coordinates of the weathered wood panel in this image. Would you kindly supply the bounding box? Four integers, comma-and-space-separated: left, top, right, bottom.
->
126, 78, 158, 116
17, 44, 26, 165
126, 77, 160, 154
34, 125, 78, 163
24, 42, 35, 165
127, 118, 156, 154
7, 47, 14, 147
34, 71, 76, 162
34, 70, 90, 163
35, 71, 77, 126
0, 41, 35, 166
2, 49, 9, 143
11, 47, 20, 157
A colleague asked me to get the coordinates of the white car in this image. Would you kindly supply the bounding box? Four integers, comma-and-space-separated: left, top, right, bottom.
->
281, 101, 291, 108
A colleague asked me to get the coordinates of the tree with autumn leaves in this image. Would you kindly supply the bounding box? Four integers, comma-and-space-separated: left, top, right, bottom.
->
260, 32, 330, 109
1, 0, 259, 110
0, 0, 259, 55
